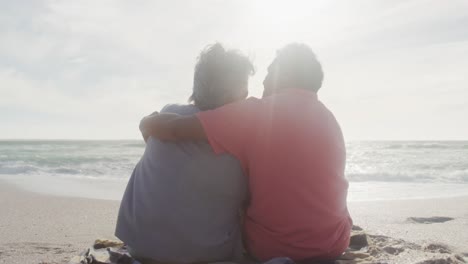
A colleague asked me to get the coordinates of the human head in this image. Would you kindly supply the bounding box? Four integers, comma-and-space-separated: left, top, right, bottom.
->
262, 43, 323, 97
190, 43, 255, 110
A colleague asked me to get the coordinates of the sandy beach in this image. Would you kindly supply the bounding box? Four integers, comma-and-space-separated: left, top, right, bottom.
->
1, 180, 467, 264
0, 180, 120, 264
347, 198, 468, 263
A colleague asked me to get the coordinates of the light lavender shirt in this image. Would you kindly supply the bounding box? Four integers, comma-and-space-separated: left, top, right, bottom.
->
115, 104, 247, 263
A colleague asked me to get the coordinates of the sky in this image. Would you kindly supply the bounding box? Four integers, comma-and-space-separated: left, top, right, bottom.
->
1, 0, 468, 140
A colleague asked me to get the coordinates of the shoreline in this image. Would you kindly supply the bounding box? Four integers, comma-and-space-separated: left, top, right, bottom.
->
3, 175, 468, 202
1, 180, 467, 263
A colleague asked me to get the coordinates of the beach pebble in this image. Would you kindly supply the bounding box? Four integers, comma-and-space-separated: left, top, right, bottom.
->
407, 216, 454, 224
424, 243, 452, 254
415, 255, 466, 264
352, 225, 363, 231
382, 245, 404, 255
349, 232, 369, 250
93, 239, 124, 250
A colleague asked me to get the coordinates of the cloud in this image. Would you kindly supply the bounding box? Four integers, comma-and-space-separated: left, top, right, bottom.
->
1, 0, 467, 139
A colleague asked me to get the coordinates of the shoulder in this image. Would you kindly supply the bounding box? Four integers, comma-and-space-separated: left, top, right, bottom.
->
161, 104, 200, 115
160, 104, 182, 113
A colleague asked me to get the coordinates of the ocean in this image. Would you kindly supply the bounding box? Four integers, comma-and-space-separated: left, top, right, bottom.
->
1, 140, 467, 201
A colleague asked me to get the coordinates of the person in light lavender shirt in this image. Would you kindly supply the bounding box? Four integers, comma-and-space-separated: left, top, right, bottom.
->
115, 43, 254, 263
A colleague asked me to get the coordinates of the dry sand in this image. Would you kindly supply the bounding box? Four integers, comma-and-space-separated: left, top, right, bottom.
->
348, 197, 468, 255
344, 197, 468, 263
0, 180, 120, 263
1, 180, 467, 264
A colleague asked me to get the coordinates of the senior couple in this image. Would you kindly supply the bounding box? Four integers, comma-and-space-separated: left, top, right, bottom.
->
115, 43, 352, 264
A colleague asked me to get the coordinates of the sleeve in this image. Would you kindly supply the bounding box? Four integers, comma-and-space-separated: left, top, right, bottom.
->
160, 104, 176, 114
196, 97, 261, 166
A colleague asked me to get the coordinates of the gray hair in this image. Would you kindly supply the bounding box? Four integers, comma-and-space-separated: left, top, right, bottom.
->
190, 43, 254, 110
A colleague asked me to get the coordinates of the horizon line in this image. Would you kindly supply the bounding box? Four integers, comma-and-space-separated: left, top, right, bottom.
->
1, 138, 467, 142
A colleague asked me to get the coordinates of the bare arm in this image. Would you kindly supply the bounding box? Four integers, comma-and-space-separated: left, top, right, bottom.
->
140, 113, 207, 142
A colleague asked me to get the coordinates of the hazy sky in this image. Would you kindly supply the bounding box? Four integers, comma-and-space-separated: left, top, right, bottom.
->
1, 0, 468, 140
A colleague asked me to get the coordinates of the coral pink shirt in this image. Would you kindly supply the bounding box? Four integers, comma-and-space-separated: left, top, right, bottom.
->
197, 89, 351, 261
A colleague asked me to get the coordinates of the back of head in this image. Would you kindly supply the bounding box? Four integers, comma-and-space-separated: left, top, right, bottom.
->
273, 43, 324, 93
190, 43, 255, 110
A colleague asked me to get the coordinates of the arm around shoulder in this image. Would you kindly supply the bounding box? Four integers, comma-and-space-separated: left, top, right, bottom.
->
140, 113, 207, 141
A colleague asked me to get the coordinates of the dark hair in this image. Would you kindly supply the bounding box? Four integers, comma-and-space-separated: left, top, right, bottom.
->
190, 43, 255, 110
275, 43, 324, 92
